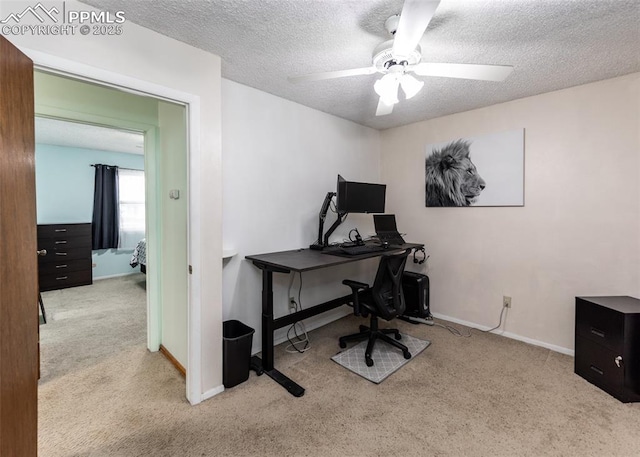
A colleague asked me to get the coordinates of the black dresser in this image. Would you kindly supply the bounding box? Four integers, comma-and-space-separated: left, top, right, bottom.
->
575, 296, 640, 402
37, 223, 92, 291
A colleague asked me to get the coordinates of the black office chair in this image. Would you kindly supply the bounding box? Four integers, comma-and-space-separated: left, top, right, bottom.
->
339, 249, 411, 367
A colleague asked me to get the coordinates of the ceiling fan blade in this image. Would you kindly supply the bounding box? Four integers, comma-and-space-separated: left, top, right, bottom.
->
392, 0, 441, 59
288, 67, 377, 84
410, 62, 514, 81
375, 97, 395, 116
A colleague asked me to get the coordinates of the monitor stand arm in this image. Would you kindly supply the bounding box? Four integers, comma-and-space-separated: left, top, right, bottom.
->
323, 211, 347, 247
309, 192, 347, 250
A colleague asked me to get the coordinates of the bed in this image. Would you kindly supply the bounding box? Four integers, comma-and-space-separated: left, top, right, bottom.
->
130, 238, 147, 274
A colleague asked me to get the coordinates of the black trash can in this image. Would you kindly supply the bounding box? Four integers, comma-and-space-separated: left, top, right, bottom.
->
223, 320, 255, 388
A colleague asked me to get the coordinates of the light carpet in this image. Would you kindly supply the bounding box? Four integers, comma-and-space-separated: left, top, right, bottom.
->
332, 333, 430, 383
39, 274, 147, 384
39, 279, 640, 456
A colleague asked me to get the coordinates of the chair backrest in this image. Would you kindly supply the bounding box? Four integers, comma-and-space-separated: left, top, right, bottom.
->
370, 249, 410, 321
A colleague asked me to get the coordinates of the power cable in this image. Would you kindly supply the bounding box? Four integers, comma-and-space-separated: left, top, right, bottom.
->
286, 272, 310, 353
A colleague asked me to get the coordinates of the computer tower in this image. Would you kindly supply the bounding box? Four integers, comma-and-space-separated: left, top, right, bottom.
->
402, 271, 430, 318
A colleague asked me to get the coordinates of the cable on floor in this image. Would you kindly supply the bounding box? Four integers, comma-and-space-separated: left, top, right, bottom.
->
433, 321, 472, 338
408, 305, 507, 338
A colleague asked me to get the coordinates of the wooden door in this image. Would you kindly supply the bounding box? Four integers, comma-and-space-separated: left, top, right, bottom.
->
0, 36, 38, 456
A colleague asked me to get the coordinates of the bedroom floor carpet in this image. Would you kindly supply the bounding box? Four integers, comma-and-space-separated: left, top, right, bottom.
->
39, 279, 640, 456
39, 274, 148, 384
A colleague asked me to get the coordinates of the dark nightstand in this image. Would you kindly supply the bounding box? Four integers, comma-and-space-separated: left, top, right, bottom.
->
575, 296, 640, 403
37, 223, 92, 291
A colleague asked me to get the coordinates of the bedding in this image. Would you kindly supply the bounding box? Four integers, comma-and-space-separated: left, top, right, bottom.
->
130, 238, 146, 270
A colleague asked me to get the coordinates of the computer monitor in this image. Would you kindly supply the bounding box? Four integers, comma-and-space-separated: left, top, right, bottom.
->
336, 175, 386, 214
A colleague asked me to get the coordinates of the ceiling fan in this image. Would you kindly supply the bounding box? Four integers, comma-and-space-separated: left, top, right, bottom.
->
288, 0, 513, 116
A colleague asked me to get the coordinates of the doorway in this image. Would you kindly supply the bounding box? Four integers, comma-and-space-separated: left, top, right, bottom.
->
34, 70, 190, 385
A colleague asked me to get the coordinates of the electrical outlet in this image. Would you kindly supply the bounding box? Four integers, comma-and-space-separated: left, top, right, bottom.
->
503, 296, 512, 308
289, 297, 296, 310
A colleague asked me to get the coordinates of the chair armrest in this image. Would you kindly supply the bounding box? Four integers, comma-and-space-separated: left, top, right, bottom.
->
342, 279, 370, 316
342, 279, 369, 291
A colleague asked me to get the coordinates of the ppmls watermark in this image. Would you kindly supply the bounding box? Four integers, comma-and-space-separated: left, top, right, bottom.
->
0, 2, 126, 36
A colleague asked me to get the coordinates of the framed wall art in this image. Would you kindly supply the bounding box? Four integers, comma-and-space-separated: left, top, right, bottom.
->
425, 128, 524, 207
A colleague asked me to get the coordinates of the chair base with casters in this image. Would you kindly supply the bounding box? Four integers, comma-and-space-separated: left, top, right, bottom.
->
339, 315, 411, 367
339, 249, 412, 367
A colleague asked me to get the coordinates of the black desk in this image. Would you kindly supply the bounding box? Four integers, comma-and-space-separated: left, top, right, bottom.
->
246, 242, 423, 397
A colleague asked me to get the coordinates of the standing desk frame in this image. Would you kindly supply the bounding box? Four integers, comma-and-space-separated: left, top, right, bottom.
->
246, 243, 423, 397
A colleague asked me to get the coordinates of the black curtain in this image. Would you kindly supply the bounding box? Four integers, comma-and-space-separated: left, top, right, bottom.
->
92, 164, 119, 249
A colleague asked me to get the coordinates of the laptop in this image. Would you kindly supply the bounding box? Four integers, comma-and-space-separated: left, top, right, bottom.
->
373, 214, 406, 246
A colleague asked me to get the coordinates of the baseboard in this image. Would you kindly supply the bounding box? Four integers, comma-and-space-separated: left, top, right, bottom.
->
201, 385, 225, 402
430, 311, 574, 356
253, 306, 574, 357
159, 344, 186, 377
93, 271, 140, 280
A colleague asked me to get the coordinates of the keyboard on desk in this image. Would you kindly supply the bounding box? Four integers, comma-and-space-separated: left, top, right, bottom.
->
339, 244, 388, 256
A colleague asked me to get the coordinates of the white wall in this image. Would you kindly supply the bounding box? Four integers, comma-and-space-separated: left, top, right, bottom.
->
222, 79, 381, 353
4, 0, 223, 400
380, 74, 640, 353
158, 101, 188, 367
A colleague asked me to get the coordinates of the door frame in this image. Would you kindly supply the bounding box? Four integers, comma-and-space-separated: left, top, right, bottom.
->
27, 48, 204, 405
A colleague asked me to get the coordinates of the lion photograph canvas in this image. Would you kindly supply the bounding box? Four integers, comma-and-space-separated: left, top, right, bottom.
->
425, 129, 524, 207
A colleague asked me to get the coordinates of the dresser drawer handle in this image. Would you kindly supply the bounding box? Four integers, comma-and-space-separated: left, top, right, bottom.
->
55, 264, 68, 269
589, 365, 604, 376
55, 253, 68, 256
56, 276, 68, 280
590, 327, 605, 338
55, 240, 67, 244
54, 229, 67, 232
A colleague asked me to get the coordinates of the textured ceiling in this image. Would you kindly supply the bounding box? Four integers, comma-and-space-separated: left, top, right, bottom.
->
80, 0, 640, 130
35, 117, 144, 155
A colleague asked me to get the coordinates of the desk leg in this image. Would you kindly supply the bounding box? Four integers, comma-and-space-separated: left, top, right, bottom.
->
250, 355, 305, 397
253, 268, 305, 397
261, 270, 275, 370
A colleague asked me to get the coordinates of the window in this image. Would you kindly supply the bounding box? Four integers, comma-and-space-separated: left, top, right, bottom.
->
118, 169, 145, 249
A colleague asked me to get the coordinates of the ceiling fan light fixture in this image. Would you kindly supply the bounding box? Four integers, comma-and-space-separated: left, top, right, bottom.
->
400, 73, 424, 99
374, 73, 400, 105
